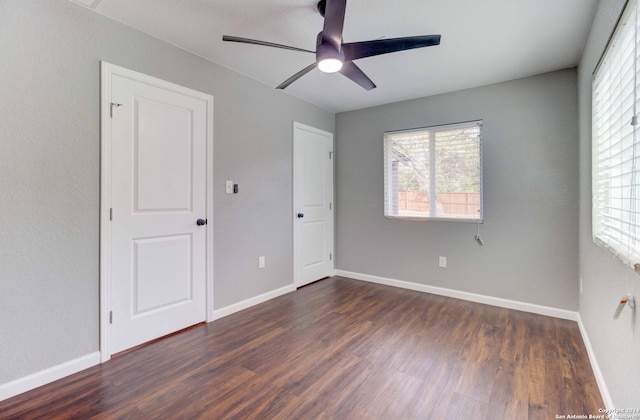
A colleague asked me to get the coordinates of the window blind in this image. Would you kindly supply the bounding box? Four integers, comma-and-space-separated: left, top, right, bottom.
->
384, 120, 483, 222
592, 0, 640, 265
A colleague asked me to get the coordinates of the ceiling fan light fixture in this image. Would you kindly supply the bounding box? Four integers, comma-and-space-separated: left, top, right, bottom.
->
316, 33, 344, 73
318, 57, 343, 73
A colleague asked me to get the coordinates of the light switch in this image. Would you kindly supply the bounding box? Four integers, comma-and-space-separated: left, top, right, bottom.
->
225, 180, 234, 194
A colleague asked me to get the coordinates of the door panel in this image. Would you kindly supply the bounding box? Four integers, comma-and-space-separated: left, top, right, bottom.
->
134, 98, 193, 212
133, 234, 192, 315
294, 123, 334, 287
303, 140, 326, 206
302, 221, 326, 267
110, 74, 208, 354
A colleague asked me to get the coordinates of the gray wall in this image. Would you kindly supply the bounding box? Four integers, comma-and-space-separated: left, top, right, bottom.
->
578, 0, 640, 408
6, 0, 636, 408
0, 0, 333, 385
335, 69, 579, 310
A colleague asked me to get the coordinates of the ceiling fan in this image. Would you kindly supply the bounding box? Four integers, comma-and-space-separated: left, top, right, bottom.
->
222, 0, 441, 90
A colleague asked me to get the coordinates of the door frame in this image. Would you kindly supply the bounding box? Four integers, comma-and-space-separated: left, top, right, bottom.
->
292, 121, 335, 287
99, 62, 214, 362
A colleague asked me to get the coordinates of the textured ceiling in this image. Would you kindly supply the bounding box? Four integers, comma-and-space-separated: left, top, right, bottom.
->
74, 0, 598, 113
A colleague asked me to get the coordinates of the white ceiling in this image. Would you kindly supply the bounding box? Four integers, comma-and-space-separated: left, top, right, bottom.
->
76, 0, 598, 113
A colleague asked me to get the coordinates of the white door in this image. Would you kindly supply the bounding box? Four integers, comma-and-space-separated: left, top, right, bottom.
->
293, 122, 334, 287
103, 64, 212, 355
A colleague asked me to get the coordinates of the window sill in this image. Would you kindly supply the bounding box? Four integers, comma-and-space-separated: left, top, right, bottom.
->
384, 215, 483, 223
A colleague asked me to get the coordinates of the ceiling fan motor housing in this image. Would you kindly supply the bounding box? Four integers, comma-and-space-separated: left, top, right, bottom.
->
316, 31, 344, 65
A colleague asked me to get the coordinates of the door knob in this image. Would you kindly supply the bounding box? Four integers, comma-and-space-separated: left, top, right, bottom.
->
196, 218, 207, 226
297, 213, 304, 218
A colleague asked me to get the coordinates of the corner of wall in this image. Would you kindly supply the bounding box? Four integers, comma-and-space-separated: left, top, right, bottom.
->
576, 314, 615, 408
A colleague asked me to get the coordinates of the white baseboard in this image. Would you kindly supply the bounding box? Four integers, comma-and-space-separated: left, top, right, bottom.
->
209, 284, 296, 321
2, 277, 611, 409
335, 270, 615, 407
0, 351, 101, 402
0, 285, 295, 403
0, 284, 296, 401
335, 269, 579, 321
577, 315, 614, 409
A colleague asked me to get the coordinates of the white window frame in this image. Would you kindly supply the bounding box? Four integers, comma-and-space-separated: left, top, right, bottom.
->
383, 120, 484, 223
592, 0, 640, 267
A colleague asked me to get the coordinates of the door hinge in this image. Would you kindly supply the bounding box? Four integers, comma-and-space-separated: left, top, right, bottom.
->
329, 151, 333, 159
110, 102, 123, 118
329, 202, 332, 210
330, 253, 332, 261
109, 311, 113, 324
109, 208, 113, 221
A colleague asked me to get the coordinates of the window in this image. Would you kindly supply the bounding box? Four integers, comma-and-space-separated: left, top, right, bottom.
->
592, 0, 640, 266
384, 120, 483, 222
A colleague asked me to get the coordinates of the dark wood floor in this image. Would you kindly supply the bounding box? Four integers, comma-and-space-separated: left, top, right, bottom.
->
0, 277, 603, 419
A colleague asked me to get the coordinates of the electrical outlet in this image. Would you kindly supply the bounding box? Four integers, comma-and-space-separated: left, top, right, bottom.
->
259, 256, 265, 269
225, 180, 234, 194
439, 256, 447, 268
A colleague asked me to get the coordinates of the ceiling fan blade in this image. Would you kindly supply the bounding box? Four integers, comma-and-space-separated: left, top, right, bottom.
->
276, 63, 317, 89
223, 35, 315, 54
321, 0, 347, 50
342, 35, 441, 61
339, 61, 376, 91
